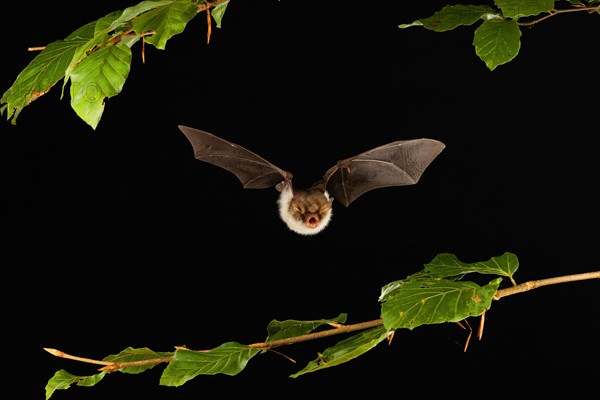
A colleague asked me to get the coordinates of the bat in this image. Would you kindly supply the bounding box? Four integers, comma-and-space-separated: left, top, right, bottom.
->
178, 125, 445, 235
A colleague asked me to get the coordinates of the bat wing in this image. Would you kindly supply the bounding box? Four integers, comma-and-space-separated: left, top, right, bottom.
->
322, 139, 445, 207
179, 125, 290, 189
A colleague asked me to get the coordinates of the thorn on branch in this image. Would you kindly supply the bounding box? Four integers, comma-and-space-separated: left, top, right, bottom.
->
458, 319, 473, 352
206, 9, 212, 44
98, 364, 121, 373
142, 38, 146, 64
386, 330, 395, 345
478, 309, 486, 341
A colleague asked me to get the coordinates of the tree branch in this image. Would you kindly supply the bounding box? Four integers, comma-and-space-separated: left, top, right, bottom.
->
44, 269, 600, 371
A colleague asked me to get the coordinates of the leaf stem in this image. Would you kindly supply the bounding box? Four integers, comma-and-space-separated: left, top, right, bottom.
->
197, 0, 230, 13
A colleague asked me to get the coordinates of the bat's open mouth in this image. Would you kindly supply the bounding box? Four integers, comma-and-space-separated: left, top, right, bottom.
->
306, 215, 320, 228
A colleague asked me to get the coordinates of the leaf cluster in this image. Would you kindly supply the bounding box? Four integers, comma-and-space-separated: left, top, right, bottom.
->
1, 0, 229, 129
399, 0, 600, 70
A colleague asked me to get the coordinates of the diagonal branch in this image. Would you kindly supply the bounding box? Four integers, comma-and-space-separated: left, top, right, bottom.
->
44, 269, 600, 371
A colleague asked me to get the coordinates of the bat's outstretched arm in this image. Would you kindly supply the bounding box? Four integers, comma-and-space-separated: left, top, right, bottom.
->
179, 125, 291, 190
323, 139, 445, 207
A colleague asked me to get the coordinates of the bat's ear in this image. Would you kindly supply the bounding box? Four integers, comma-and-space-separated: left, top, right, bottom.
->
276, 181, 289, 192
276, 174, 294, 192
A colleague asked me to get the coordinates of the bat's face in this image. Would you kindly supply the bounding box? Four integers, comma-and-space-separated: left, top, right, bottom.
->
277, 185, 333, 235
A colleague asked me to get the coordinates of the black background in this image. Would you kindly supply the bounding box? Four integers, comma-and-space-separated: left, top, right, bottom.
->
3, 1, 599, 398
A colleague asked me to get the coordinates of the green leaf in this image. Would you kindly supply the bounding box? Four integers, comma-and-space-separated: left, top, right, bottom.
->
132, 0, 199, 50
45, 369, 107, 400
95, 10, 126, 35
266, 313, 347, 342
211, 0, 230, 28
424, 252, 519, 281
69, 43, 132, 129
495, 0, 554, 18
474, 19, 521, 71
65, 20, 98, 41
0, 30, 95, 124
105, 0, 174, 33
62, 31, 112, 97
399, 5, 499, 31
379, 252, 518, 302
160, 343, 261, 387
290, 326, 389, 378
380, 278, 501, 331
103, 347, 174, 374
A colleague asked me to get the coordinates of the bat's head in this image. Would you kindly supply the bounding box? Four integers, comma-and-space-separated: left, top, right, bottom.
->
277, 185, 333, 235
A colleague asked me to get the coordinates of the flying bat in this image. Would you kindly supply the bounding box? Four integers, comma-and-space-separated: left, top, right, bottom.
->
179, 125, 445, 235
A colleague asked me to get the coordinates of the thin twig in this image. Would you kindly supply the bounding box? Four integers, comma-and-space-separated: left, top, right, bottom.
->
44, 348, 173, 373
44, 348, 114, 366
518, 5, 600, 27
493, 270, 600, 300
